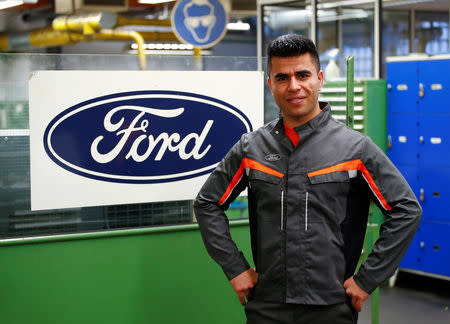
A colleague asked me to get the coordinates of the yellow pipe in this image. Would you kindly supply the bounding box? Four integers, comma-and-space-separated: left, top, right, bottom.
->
193, 48, 202, 57
29, 27, 82, 48
0, 34, 9, 51
95, 29, 146, 70
53, 12, 118, 35
137, 31, 178, 42
0, 27, 146, 71
116, 16, 171, 27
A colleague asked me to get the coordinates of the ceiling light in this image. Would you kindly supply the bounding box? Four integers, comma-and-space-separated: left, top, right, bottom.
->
131, 43, 194, 50
313, 0, 438, 9
138, 0, 175, 4
227, 21, 251, 31
316, 0, 375, 9
0, 0, 24, 10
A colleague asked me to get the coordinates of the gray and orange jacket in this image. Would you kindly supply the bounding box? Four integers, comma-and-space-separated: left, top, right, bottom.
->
194, 103, 422, 305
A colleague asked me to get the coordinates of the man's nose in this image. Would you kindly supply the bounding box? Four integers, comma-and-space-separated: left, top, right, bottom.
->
288, 77, 301, 91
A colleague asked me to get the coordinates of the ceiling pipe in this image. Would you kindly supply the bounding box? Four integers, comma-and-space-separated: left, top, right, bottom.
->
94, 29, 146, 70
52, 12, 118, 34
0, 12, 178, 70
116, 16, 172, 27
0, 28, 83, 51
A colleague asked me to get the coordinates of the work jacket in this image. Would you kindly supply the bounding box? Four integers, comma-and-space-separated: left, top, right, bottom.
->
194, 103, 422, 305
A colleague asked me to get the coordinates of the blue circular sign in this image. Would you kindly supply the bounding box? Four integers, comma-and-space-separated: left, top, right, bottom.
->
171, 0, 228, 49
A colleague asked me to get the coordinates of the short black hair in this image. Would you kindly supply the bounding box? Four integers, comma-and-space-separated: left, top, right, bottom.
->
267, 34, 321, 75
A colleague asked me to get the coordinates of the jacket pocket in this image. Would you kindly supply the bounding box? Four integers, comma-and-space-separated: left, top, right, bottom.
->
248, 169, 283, 185
307, 170, 350, 222
248, 169, 283, 208
308, 170, 350, 185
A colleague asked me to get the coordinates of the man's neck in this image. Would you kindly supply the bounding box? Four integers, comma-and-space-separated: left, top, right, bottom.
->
283, 104, 321, 128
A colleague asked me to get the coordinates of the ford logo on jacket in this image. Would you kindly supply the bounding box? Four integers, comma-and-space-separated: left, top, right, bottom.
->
44, 90, 252, 183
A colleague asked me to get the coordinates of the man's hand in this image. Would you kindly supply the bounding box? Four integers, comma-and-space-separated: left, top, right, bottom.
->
343, 276, 369, 312
229, 268, 259, 306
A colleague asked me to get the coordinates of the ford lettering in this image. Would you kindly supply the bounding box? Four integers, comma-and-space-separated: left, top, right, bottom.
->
44, 91, 252, 183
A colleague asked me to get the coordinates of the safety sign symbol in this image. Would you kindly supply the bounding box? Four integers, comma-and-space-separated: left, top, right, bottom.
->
171, 0, 228, 48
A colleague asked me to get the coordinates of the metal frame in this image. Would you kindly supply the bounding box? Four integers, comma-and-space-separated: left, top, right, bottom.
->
256, 0, 384, 78
374, 0, 382, 78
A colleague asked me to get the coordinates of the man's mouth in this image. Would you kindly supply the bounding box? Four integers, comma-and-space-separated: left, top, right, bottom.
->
287, 97, 305, 104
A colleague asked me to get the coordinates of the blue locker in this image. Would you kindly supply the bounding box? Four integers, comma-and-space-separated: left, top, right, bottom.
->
387, 114, 419, 166
418, 60, 450, 114
419, 222, 450, 277
419, 115, 450, 168
419, 167, 450, 223
386, 61, 419, 113
387, 56, 450, 280
396, 165, 420, 200
399, 224, 422, 271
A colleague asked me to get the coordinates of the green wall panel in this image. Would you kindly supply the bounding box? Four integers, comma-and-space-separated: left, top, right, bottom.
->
0, 223, 252, 324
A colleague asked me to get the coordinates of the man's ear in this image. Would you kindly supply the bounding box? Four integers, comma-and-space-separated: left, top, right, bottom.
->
318, 70, 324, 91
267, 77, 272, 92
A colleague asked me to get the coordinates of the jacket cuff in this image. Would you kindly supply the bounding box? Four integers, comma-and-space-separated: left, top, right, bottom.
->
222, 251, 251, 280
353, 269, 378, 294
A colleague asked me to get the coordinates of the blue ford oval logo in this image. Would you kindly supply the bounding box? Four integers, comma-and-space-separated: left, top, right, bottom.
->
44, 90, 252, 183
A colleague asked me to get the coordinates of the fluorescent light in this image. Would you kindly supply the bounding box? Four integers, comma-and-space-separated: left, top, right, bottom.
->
383, 0, 437, 8
227, 21, 251, 31
316, 0, 375, 9
0, 0, 24, 10
314, 0, 438, 9
138, 0, 174, 4
131, 43, 194, 50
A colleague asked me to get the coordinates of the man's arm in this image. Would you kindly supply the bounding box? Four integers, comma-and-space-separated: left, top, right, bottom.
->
353, 137, 422, 296
194, 137, 255, 301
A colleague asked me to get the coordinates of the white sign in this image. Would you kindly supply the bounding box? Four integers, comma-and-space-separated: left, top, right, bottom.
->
29, 71, 264, 211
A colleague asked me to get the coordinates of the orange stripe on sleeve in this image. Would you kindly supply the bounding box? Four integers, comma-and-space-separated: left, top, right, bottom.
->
218, 164, 246, 205
218, 158, 284, 205
358, 162, 392, 211
307, 159, 392, 211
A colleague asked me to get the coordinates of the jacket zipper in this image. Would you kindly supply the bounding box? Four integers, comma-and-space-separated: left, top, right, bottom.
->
305, 191, 309, 231
280, 190, 285, 231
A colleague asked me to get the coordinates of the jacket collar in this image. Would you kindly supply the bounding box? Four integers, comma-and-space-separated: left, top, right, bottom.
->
271, 101, 331, 136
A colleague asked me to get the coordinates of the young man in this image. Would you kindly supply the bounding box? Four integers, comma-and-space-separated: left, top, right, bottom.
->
194, 34, 422, 324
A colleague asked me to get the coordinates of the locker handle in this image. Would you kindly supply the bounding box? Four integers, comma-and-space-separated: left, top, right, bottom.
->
419, 83, 424, 98
387, 135, 392, 149
419, 136, 424, 144
420, 188, 425, 202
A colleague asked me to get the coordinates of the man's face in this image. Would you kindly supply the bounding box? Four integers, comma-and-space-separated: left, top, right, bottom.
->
267, 53, 324, 128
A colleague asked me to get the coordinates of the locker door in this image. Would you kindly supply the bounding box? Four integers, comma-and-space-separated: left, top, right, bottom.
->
387, 113, 419, 166
399, 224, 423, 272
396, 165, 420, 200
418, 222, 450, 277
418, 115, 450, 168
387, 61, 419, 113
418, 60, 450, 114
418, 167, 450, 222
397, 167, 421, 272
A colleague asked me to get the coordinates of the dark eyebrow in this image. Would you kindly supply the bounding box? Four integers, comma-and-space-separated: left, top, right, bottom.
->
274, 72, 288, 79
273, 69, 312, 80
296, 69, 312, 75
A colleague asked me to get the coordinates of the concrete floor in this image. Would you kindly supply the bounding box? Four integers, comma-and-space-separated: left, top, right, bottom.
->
359, 272, 450, 324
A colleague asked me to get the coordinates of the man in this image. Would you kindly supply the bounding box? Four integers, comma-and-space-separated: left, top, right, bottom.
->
194, 34, 422, 323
